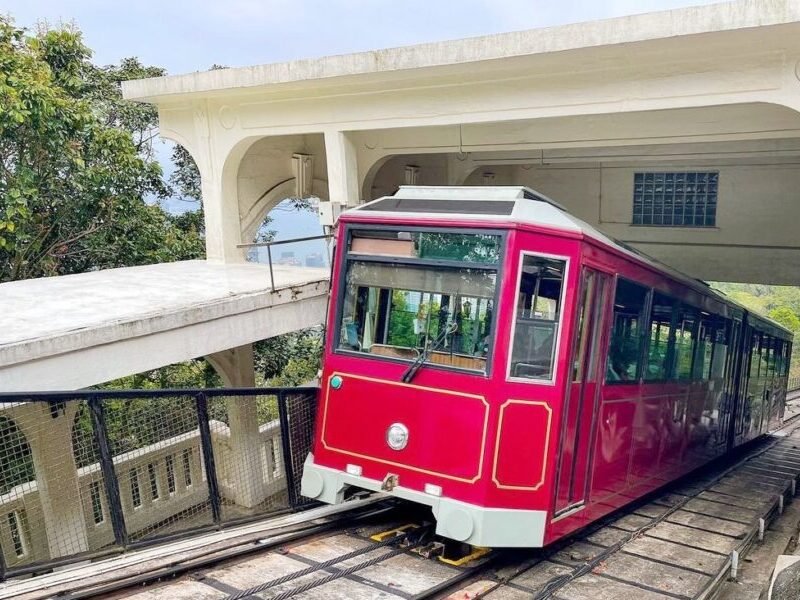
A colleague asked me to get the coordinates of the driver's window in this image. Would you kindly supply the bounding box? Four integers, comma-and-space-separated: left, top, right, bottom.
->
508, 254, 567, 381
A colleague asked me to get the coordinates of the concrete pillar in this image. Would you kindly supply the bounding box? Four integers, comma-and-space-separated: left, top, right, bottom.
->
206, 344, 268, 508
202, 173, 245, 264
191, 102, 244, 264
324, 129, 360, 207
14, 403, 89, 559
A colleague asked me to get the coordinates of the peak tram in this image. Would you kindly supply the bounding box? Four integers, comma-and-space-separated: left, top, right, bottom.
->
300, 186, 792, 547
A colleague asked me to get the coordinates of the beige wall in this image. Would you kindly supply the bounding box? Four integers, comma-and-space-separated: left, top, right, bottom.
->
486, 161, 800, 284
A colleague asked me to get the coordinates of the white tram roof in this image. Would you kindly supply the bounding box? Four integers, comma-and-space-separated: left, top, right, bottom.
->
352, 186, 791, 337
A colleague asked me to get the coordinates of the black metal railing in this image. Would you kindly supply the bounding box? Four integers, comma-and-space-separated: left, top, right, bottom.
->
789, 376, 800, 393
238, 235, 332, 292
0, 387, 318, 580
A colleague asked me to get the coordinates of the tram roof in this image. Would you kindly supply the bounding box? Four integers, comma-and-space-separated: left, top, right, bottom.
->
350, 186, 792, 338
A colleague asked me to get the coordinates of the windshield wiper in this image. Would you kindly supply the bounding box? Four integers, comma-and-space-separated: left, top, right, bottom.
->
401, 322, 456, 383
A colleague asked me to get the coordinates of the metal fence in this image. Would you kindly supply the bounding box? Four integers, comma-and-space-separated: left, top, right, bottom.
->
238, 234, 332, 292
0, 387, 318, 580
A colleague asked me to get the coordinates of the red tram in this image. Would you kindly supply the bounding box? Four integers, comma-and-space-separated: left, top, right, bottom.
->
300, 186, 792, 547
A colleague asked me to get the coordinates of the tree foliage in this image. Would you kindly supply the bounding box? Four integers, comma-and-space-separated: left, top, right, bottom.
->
0, 17, 203, 281
2, 17, 323, 394
712, 282, 800, 376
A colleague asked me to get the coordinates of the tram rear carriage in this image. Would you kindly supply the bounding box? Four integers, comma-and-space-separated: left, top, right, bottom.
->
301, 186, 792, 548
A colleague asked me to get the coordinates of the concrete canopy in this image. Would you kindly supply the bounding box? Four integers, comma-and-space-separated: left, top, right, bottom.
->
0, 261, 328, 391
121, 0, 800, 286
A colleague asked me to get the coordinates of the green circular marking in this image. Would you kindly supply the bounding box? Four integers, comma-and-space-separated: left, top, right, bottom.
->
330, 375, 343, 390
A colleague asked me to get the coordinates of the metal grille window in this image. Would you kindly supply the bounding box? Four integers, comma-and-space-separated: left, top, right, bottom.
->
89, 480, 105, 524
633, 172, 718, 227
130, 468, 142, 508
147, 463, 159, 500
182, 448, 193, 487
166, 454, 176, 494
8, 511, 26, 557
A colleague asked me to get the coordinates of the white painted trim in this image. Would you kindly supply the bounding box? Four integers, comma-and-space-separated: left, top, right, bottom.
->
505, 250, 571, 387
302, 457, 548, 547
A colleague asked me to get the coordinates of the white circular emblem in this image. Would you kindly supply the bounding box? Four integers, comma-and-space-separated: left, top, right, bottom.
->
386, 423, 409, 450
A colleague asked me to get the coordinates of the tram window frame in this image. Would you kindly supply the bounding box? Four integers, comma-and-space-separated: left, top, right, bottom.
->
333, 223, 507, 377
506, 251, 570, 386
673, 303, 699, 380
693, 314, 715, 380
644, 292, 677, 382
706, 316, 730, 381
783, 340, 792, 377
606, 278, 650, 384
749, 332, 762, 379
766, 336, 777, 379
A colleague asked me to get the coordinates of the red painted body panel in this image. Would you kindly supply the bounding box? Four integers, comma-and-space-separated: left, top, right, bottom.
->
310, 209, 791, 547
320, 372, 489, 483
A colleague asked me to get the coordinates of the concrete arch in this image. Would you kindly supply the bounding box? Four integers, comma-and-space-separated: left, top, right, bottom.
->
240, 177, 329, 244
360, 154, 393, 202
0, 415, 34, 491
229, 133, 328, 247
70, 405, 98, 470
201, 134, 269, 262
157, 128, 202, 171
365, 153, 467, 199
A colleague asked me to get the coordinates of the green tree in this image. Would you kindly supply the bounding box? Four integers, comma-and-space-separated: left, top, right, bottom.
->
712, 281, 800, 377
769, 306, 800, 333
2, 18, 324, 394
0, 18, 203, 281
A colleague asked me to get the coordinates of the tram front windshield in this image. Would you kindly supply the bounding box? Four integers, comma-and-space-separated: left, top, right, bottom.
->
336, 229, 500, 374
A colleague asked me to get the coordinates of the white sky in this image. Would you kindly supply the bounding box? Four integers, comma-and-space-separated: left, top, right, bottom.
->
6, 0, 722, 75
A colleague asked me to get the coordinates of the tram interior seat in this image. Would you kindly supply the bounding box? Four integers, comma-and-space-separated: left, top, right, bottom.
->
428, 350, 486, 371
368, 344, 486, 371
370, 344, 419, 359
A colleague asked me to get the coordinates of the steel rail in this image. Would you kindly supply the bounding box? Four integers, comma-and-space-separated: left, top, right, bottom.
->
220, 525, 430, 600
57, 501, 398, 600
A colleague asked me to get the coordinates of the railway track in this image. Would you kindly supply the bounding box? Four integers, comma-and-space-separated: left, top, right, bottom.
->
67, 415, 800, 600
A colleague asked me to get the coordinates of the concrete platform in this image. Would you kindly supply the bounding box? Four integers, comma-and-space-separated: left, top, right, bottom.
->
0, 260, 329, 391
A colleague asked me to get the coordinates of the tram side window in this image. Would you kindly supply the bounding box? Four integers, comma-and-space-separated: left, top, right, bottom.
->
765, 337, 776, 379
693, 316, 715, 380
786, 342, 793, 376
645, 293, 675, 381
673, 305, 698, 380
509, 255, 566, 381
749, 333, 762, 380
783, 341, 792, 377
708, 319, 729, 380
606, 279, 649, 383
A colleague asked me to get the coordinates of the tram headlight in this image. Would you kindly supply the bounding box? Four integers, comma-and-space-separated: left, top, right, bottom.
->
386, 423, 409, 450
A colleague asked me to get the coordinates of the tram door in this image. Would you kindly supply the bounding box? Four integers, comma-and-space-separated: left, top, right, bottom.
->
554, 268, 612, 514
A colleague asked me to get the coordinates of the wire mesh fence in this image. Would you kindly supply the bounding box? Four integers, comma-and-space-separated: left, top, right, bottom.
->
206, 392, 292, 524
279, 390, 319, 508
0, 387, 318, 579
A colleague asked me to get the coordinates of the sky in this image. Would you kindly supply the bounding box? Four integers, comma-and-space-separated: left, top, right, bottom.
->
6, 0, 721, 75
4, 0, 722, 244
